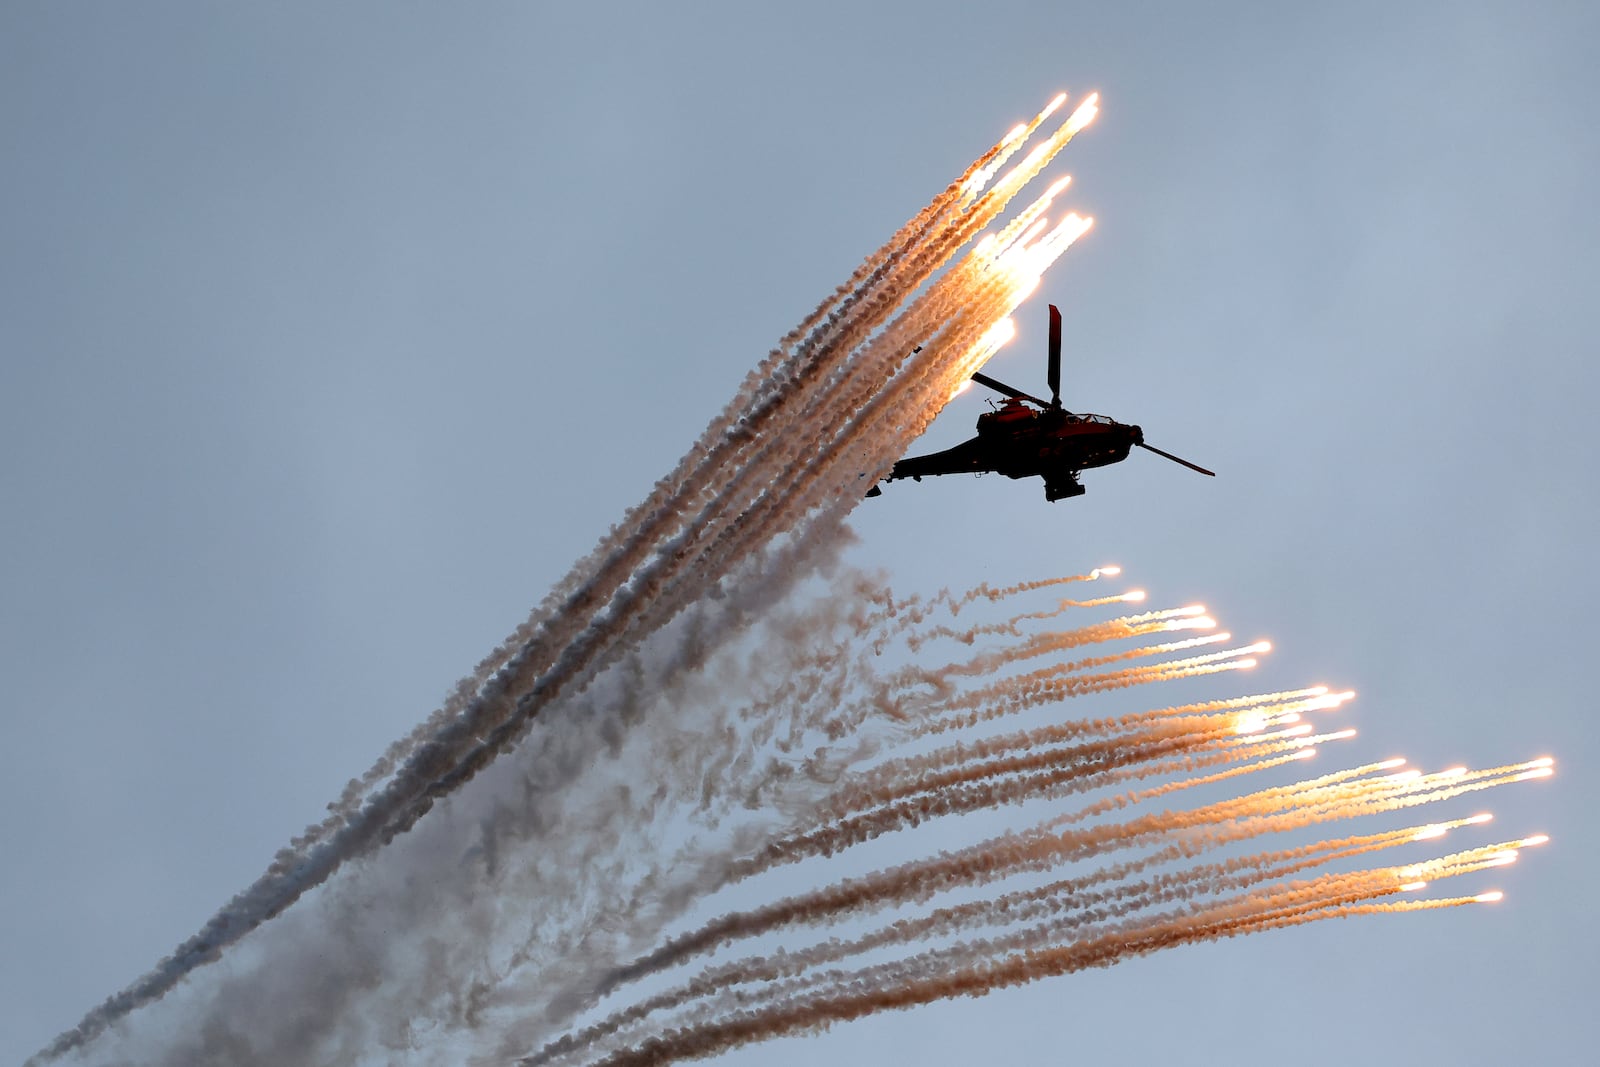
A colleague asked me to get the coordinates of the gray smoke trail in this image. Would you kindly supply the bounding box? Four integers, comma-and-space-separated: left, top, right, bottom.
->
590, 750, 1513, 1002
37, 86, 1547, 1067
55, 554, 1184, 1066
579, 841, 1401, 1060
579, 870, 1454, 1067
61, 557, 1540, 1067
59, 549, 916, 1066
32, 92, 1104, 1066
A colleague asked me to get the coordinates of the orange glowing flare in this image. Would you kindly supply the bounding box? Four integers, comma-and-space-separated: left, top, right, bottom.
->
1017, 216, 1051, 247
1377, 758, 1408, 771
1475, 891, 1504, 904
1520, 834, 1550, 847
1467, 813, 1494, 825
1065, 93, 1099, 134
1091, 565, 1121, 578
1291, 748, 1316, 760
1178, 604, 1206, 615
1159, 634, 1229, 655
1530, 757, 1555, 768
948, 380, 972, 401
1412, 825, 1448, 841
1439, 767, 1468, 779
1018, 143, 1051, 173
1045, 174, 1073, 199
1400, 881, 1428, 892
1041, 92, 1068, 122
1513, 767, 1554, 781
1002, 122, 1028, 146
1120, 590, 1147, 603
1028, 214, 1093, 265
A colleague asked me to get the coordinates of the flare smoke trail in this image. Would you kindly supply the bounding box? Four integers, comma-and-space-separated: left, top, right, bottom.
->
37, 93, 1550, 1067
34, 89, 1102, 1066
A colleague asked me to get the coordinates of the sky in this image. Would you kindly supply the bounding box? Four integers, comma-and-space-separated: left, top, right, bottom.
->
2, 2, 1596, 1064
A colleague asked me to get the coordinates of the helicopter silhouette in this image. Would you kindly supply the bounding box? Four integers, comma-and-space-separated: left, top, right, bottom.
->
867, 304, 1213, 502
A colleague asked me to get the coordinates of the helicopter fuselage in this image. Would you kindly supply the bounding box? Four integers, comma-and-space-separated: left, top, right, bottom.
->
865, 303, 1210, 502
974, 401, 1142, 475
881, 399, 1143, 501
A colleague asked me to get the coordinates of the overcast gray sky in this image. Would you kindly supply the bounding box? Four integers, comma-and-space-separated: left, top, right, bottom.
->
3, 2, 1596, 1064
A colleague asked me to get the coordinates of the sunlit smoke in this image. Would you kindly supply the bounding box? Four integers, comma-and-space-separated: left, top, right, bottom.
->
30, 90, 1551, 1067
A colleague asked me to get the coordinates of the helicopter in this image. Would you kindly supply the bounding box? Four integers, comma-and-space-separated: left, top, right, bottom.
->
867, 304, 1214, 502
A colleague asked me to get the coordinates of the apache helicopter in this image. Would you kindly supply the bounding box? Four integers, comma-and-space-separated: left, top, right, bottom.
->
867, 304, 1214, 502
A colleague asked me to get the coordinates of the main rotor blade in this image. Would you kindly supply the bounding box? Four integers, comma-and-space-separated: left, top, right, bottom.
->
970, 371, 1048, 408
1138, 441, 1216, 477
1047, 303, 1062, 408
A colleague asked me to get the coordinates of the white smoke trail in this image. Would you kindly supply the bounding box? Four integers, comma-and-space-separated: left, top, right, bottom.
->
35, 89, 1551, 1067
32, 89, 1115, 1067
55, 556, 1545, 1067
